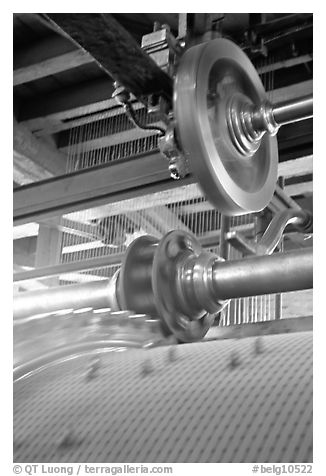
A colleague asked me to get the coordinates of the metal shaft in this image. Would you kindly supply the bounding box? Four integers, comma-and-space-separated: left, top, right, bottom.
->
13, 276, 119, 320
14, 245, 313, 321
212, 248, 312, 300
251, 93, 313, 134
272, 94, 313, 126
228, 93, 313, 158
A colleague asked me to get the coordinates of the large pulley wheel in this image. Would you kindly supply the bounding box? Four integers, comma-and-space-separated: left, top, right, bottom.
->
174, 38, 278, 215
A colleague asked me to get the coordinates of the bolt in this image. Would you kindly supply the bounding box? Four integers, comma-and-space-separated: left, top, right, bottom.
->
112, 82, 131, 105
229, 351, 241, 369
167, 239, 180, 258
161, 23, 171, 32
141, 358, 154, 377
185, 238, 193, 251
169, 165, 181, 180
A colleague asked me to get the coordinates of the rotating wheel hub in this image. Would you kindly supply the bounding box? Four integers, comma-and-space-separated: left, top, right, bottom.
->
174, 38, 278, 215
116, 231, 228, 342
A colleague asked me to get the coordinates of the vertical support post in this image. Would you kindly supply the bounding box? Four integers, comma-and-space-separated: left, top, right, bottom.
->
35, 221, 62, 286
219, 215, 231, 260
178, 13, 188, 40
254, 209, 271, 324
219, 214, 232, 324
274, 176, 285, 320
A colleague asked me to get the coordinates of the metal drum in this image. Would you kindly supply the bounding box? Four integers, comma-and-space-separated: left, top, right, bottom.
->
14, 331, 312, 463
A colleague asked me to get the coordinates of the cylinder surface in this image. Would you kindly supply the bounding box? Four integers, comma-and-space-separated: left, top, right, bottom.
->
273, 94, 313, 126
14, 331, 312, 463
212, 248, 312, 300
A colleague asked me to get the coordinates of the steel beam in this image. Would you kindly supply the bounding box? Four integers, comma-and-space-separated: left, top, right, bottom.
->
13, 152, 194, 225
13, 147, 310, 226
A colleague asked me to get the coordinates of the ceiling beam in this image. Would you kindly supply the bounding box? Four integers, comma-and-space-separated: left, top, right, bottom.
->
13, 222, 39, 240
278, 155, 312, 178
256, 54, 312, 74
18, 77, 116, 133
14, 34, 93, 86
270, 79, 312, 103
66, 183, 202, 223
286, 181, 313, 197
142, 206, 190, 235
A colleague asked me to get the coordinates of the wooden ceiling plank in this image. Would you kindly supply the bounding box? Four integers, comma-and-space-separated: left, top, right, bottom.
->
285, 181, 313, 197
15, 34, 76, 67
14, 47, 93, 86
18, 77, 116, 131
278, 155, 313, 179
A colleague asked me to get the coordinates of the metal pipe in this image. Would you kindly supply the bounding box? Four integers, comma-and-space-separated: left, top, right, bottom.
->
273, 183, 301, 211
212, 248, 312, 300
14, 246, 313, 321
13, 274, 119, 320
274, 177, 285, 320
272, 94, 313, 126
219, 215, 231, 259
250, 94, 313, 139
13, 253, 124, 283
256, 209, 312, 255
230, 93, 313, 161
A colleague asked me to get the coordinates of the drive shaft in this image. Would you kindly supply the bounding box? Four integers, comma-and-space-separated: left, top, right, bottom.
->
14, 231, 313, 343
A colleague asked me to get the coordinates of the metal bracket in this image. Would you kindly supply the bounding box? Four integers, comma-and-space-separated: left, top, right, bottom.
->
226, 231, 257, 256
158, 123, 189, 180
141, 24, 183, 77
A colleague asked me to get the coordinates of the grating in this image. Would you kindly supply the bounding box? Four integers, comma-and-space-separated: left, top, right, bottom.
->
13, 331, 312, 463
